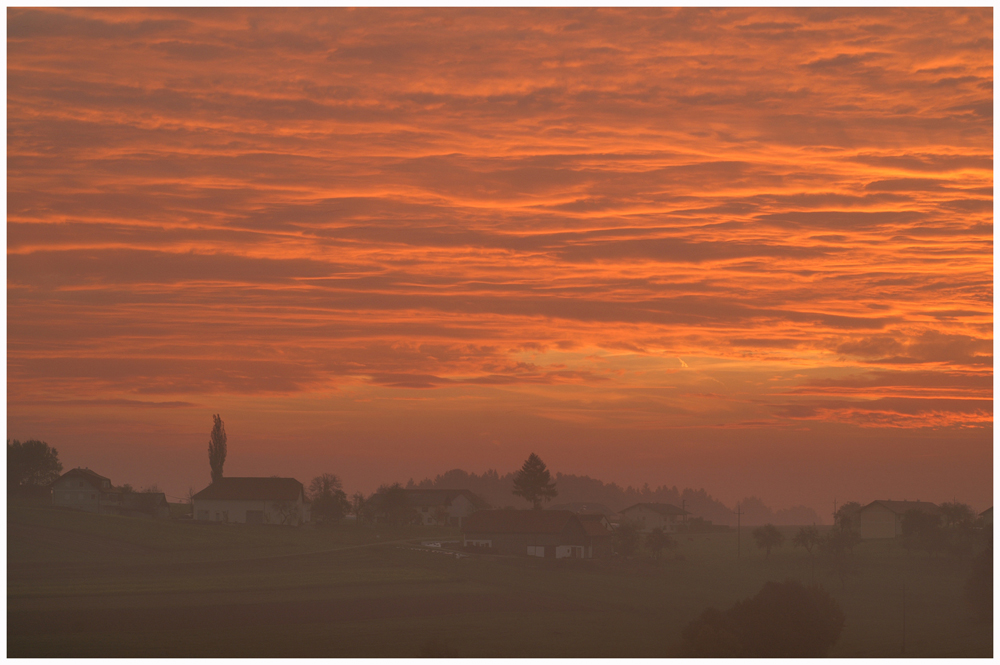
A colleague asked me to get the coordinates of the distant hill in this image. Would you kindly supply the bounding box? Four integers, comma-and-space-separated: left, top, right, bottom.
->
405, 469, 821, 526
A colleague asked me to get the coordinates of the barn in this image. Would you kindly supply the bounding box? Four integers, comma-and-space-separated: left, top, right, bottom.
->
619, 502, 689, 533
858, 500, 941, 539
462, 509, 593, 558
192, 477, 310, 526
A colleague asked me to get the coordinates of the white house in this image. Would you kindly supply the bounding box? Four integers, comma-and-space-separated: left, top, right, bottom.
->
619, 503, 689, 533
858, 500, 940, 539
51, 468, 121, 514
192, 477, 310, 526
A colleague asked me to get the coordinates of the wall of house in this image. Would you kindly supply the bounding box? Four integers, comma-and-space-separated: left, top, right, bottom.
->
193, 498, 307, 525
859, 504, 898, 539
448, 496, 478, 527
464, 526, 589, 558
52, 478, 102, 513
621, 507, 680, 533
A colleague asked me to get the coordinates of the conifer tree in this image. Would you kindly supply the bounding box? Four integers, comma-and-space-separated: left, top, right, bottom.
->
512, 453, 557, 510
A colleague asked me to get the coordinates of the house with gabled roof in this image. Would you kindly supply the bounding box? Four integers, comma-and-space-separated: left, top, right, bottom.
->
402, 489, 489, 527
51, 467, 121, 514
191, 477, 310, 526
858, 500, 941, 539
619, 502, 689, 533
463, 509, 600, 558
578, 513, 615, 557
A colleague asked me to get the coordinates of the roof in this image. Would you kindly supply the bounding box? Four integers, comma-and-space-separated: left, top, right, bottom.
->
582, 519, 614, 537
463, 509, 583, 535
548, 502, 616, 516
53, 467, 111, 489
401, 489, 490, 510
861, 500, 940, 515
192, 477, 304, 502
620, 502, 689, 517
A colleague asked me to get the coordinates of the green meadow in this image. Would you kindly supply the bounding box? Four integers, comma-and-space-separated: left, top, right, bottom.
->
8, 505, 991, 657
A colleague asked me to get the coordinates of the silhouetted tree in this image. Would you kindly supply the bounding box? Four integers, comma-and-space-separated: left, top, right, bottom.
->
208, 414, 227, 483
512, 453, 558, 510
373, 483, 417, 526
940, 502, 975, 529
820, 525, 862, 586
679, 580, 845, 657
309, 473, 350, 524
833, 502, 862, 531
614, 520, 642, 556
645, 527, 676, 560
7, 439, 62, 489
966, 543, 992, 623
271, 500, 299, 525
793, 526, 821, 555
753, 524, 784, 557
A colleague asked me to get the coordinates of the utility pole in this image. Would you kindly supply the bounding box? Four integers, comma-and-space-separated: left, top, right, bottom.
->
735, 502, 743, 559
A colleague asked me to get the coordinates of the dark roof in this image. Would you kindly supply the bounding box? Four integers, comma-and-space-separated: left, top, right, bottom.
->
192, 477, 304, 502
402, 489, 490, 510
581, 519, 614, 537
54, 467, 111, 489
620, 502, 689, 517
548, 502, 616, 516
463, 509, 582, 535
123, 492, 169, 509
861, 500, 940, 515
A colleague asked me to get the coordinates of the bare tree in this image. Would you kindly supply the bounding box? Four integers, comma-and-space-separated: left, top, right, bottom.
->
208, 414, 227, 483
351, 491, 367, 527
309, 473, 349, 524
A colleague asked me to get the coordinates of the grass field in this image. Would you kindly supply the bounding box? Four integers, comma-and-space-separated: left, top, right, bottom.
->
7, 504, 992, 657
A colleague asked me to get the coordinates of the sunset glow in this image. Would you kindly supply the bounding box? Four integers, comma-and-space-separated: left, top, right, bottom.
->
7, 8, 993, 515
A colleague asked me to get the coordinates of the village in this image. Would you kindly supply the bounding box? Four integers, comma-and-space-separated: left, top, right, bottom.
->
9, 434, 993, 658
38, 447, 994, 562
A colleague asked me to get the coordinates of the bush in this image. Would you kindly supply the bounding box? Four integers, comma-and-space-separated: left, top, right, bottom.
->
679, 580, 845, 657
966, 545, 992, 623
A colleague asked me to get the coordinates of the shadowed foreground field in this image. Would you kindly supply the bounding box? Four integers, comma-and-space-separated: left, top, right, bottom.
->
8, 505, 992, 657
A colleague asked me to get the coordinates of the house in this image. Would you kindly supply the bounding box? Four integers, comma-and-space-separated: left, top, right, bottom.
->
548, 502, 617, 518
578, 513, 615, 558
858, 500, 941, 539
402, 489, 489, 527
191, 477, 310, 526
462, 509, 599, 558
51, 468, 122, 514
122, 491, 171, 519
619, 503, 689, 533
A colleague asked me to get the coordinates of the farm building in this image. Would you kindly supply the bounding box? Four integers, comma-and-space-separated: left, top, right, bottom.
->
402, 489, 489, 527
121, 491, 170, 519
462, 509, 610, 559
51, 468, 121, 514
191, 477, 310, 526
548, 502, 617, 518
858, 500, 941, 539
619, 503, 689, 533
578, 513, 615, 557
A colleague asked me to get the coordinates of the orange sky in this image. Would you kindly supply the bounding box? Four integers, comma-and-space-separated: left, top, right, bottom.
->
7, 8, 993, 516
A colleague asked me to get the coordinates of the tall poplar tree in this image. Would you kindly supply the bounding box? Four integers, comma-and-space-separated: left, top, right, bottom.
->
512, 453, 558, 510
208, 414, 227, 483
